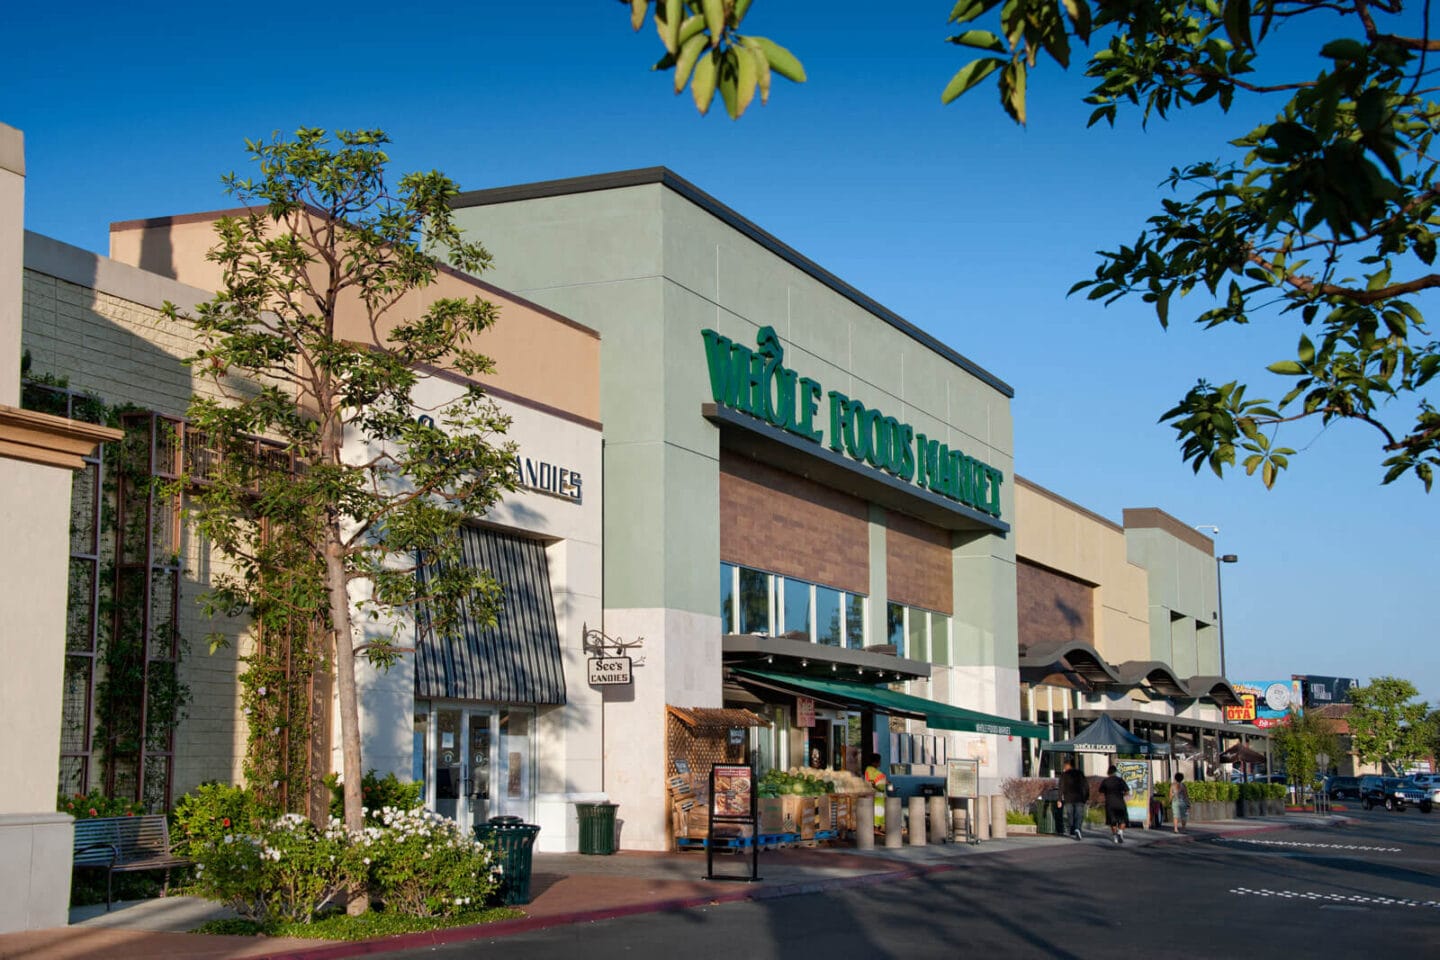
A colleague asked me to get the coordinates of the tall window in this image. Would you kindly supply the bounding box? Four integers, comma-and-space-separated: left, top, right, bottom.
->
780, 578, 811, 640
885, 603, 952, 664
720, 563, 736, 634
738, 567, 771, 635
816, 587, 841, 646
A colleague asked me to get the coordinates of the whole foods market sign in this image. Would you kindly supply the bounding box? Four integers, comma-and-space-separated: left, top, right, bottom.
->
701, 327, 1004, 519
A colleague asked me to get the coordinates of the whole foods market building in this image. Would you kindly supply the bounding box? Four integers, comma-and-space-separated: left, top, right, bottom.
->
452, 169, 1028, 851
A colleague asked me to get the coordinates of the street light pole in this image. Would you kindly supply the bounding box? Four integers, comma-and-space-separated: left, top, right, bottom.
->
1216, 554, 1238, 678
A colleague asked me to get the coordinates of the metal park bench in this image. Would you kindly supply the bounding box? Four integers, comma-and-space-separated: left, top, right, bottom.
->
72, 814, 192, 910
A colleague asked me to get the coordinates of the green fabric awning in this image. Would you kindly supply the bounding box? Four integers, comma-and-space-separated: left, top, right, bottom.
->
731, 667, 1050, 740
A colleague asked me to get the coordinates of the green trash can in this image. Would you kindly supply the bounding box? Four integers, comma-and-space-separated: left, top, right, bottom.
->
1034, 798, 1058, 835
575, 802, 618, 855
474, 817, 541, 905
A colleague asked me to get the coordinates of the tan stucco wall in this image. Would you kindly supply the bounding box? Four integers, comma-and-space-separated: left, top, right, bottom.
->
1014, 477, 1150, 665
109, 212, 601, 425
0, 123, 23, 406
0, 455, 72, 813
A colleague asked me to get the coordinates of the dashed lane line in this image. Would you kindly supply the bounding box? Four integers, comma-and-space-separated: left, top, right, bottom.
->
1213, 837, 1402, 853
1230, 887, 1439, 909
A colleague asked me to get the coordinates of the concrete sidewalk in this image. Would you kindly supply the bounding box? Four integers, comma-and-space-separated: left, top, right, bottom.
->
0, 815, 1345, 960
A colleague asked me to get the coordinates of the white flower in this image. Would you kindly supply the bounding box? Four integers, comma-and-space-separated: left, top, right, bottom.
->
257, 686, 267, 696
223, 834, 234, 844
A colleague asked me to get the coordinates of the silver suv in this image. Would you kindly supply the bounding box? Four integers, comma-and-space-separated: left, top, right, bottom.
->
1359, 775, 1430, 812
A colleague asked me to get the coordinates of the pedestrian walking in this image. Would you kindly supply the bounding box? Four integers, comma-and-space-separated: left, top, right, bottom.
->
1098, 765, 1130, 844
1171, 772, 1190, 833
1058, 758, 1089, 840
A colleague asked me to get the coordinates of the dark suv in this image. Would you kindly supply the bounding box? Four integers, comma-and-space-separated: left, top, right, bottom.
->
1359, 775, 1431, 812
1322, 776, 1360, 800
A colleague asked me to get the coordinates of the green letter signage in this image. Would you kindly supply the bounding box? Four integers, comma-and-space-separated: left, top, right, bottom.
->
702, 328, 1005, 519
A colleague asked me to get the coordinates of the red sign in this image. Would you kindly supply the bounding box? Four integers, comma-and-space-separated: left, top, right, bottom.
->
797, 696, 815, 728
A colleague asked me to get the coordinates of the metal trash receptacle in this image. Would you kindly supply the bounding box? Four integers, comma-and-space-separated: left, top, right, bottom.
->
1034, 798, 1059, 834
474, 817, 541, 905
576, 802, 618, 855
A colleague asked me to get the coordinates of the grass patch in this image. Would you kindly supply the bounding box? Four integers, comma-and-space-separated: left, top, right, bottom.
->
194, 906, 525, 941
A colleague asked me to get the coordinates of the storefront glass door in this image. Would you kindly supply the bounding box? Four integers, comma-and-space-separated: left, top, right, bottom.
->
423, 704, 533, 829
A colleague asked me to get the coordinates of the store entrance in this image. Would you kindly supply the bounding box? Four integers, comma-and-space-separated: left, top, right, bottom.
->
422, 704, 534, 831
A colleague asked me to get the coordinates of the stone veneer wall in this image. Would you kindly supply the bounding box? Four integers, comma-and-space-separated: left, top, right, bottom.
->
21, 248, 252, 799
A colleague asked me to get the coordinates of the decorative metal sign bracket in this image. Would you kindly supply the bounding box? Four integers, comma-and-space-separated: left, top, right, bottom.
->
583, 624, 646, 666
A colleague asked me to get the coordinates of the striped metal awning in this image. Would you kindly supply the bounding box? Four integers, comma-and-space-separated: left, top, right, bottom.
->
416, 526, 566, 704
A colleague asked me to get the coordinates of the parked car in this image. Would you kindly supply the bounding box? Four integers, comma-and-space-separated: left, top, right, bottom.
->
1322, 775, 1360, 800
1409, 773, 1440, 788
1407, 779, 1440, 808
1358, 775, 1431, 812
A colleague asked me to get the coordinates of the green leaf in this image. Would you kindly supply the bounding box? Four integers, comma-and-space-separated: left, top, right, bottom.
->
941, 57, 1003, 104
749, 36, 806, 82
947, 30, 1005, 53
692, 50, 719, 113
1222, 0, 1253, 51
1267, 360, 1305, 375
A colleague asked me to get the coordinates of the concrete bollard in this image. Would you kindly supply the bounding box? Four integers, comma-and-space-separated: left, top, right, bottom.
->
908, 796, 927, 846
975, 795, 991, 840
856, 795, 875, 850
990, 794, 1008, 839
884, 797, 904, 848
928, 796, 948, 843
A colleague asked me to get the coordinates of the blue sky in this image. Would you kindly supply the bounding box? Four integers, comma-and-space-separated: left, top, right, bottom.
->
5, 2, 1436, 705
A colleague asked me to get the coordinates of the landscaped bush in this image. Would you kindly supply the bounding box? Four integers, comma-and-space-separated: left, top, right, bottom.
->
1000, 777, 1056, 813
58, 789, 146, 820
327, 770, 423, 823
359, 807, 499, 918
175, 783, 498, 923
1005, 810, 1036, 825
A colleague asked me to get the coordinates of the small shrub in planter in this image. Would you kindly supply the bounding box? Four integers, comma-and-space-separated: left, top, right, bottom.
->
1000, 777, 1056, 813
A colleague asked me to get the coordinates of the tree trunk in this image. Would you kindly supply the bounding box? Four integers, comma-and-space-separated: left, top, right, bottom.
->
324, 526, 367, 916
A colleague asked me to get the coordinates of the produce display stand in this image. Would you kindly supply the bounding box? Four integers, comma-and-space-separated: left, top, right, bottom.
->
666, 706, 771, 850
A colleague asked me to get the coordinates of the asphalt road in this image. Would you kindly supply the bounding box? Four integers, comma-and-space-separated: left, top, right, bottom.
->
373, 812, 1440, 959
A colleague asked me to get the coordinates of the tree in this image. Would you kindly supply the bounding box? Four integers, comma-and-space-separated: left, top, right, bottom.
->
167, 129, 517, 906
1347, 676, 1431, 773
1271, 707, 1339, 791
622, 1, 1440, 490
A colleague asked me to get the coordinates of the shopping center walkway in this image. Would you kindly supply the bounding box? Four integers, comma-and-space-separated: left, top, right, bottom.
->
0, 814, 1344, 960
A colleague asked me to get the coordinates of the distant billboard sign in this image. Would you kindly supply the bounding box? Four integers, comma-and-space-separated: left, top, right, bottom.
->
1294, 675, 1358, 708
1230, 680, 1302, 728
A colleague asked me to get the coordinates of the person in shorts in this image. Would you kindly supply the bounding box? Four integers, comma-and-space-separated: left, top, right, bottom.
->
1171, 772, 1190, 833
1098, 765, 1130, 844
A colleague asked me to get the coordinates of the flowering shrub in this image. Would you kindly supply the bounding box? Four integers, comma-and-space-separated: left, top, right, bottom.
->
58, 789, 144, 819
359, 807, 500, 917
183, 810, 361, 925
326, 769, 424, 823
175, 783, 498, 922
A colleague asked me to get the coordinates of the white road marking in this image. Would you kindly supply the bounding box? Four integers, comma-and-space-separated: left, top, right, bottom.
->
1214, 837, 1402, 853
1230, 887, 1438, 908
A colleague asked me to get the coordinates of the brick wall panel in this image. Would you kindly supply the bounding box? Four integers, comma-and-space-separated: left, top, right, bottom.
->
1016, 559, 1095, 650
885, 510, 952, 613
718, 453, 869, 595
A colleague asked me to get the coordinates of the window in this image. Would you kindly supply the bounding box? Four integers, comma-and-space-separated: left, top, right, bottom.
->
781, 579, 811, 640
887, 603, 905, 656
719, 564, 865, 647
932, 615, 952, 665
846, 595, 865, 649
908, 610, 928, 662
720, 563, 736, 634
738, 567, 771, 634
816, 587, 842, 646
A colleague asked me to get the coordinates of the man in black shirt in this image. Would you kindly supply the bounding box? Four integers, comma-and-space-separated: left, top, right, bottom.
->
1058, 758, 1089, 840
